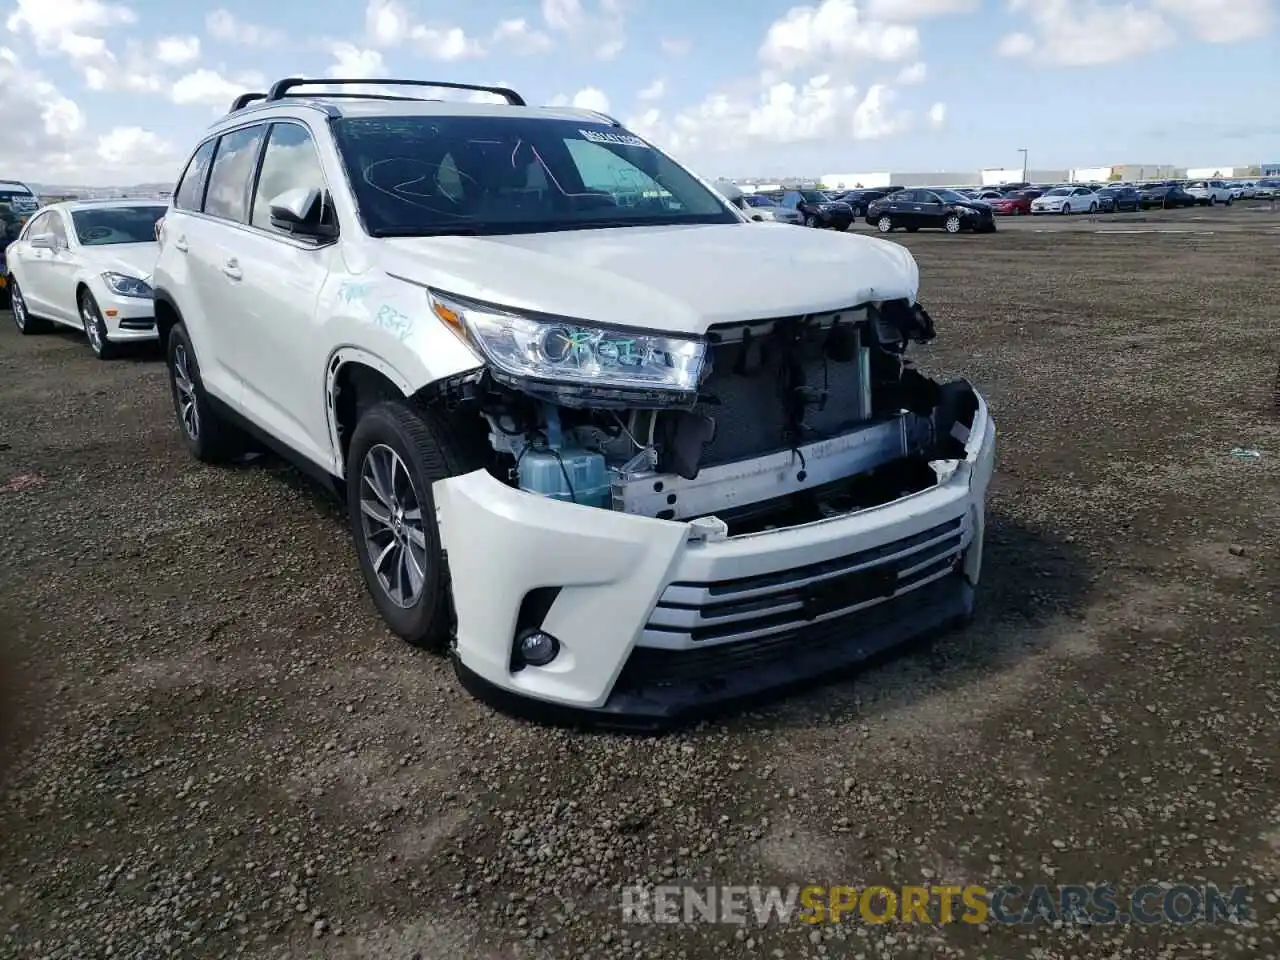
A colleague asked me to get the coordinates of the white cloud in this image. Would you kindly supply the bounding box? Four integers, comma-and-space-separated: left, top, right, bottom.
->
204, 9, 284, 47
491, 18, 554, 54
637, 78, 665, 101
660, 37, 691, 55
541, 0, 626, 59
759, 0, 920, 73
365, 0, 411, 46
410, 25, 484, 60
154, 35, 200, 66
865, 0, 977, 18
998, 0, 1175, 65
170, 68, 266, 108
5, 0, 135, 60
548, 87, 612, 113
627, 76, 908, 156
326, 43, 386, 78
95, 126, 174, 166
927, 101, 946, 128
1152, 0, 1274, 42
0, 47, 177, 183
895, 60, 927, 83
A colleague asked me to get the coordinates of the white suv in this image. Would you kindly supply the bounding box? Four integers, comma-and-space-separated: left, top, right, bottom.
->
1182, 180, 1234, 206
152, 77, 996, 728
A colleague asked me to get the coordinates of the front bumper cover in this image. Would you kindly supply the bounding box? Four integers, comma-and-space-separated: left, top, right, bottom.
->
434, 391, 996, 729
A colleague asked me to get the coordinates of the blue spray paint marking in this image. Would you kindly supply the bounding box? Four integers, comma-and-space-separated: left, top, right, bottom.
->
337, 281, 371, 305
373, 304, 414, 341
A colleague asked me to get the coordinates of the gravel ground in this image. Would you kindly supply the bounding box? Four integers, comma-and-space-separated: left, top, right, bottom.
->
1, 207, 1278, 959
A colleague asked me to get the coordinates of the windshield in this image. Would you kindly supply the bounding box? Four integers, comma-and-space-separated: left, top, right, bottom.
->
331, 116, 737, 237
1187, 181, 1207, 188
71, 206, 168, 245
800, 191, 829, 203
932, 189, 970, 203
1044, 188, 1072, 197
743, 195, 773, 207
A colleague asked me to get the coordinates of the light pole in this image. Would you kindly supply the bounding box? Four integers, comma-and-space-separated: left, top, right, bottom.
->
1018, 148, 1028, 183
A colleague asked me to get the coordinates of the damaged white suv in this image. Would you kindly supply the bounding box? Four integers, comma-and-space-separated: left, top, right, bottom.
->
153, 78, 996, 728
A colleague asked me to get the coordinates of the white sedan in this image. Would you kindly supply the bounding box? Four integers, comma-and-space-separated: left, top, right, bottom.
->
1030, 186, 1101, 215
7, 199, 167, 359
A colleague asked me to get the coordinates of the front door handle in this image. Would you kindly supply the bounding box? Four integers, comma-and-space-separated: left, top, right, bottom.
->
222, 258, 242, 281
173, 236, 188, 252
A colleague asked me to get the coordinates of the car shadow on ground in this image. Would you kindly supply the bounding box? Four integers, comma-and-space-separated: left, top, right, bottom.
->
36, 326, 164, 363
725, 507, 1095, 732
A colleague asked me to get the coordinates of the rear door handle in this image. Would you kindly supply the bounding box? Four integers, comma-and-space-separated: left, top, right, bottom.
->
173, 236, 188, 252
222, 258, 242, 281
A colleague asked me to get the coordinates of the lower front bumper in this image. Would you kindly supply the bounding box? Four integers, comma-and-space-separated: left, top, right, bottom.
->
455, 573, 974, 730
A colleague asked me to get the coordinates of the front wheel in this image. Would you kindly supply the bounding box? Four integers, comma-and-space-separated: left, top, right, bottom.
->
1208, 196, 1216, 206
804, 215, 819, 228
876, 216, 893, 233
1225, 196, 1233, 206
943, 214, 961, 233
79, 291, 118, 360
347, 400, 487, 650
1062, 203, 1072, 215
1088, 202, 1098, 214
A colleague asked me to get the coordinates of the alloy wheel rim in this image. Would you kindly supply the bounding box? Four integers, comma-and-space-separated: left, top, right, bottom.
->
359, 444, 428, 608
946, 217, 960, 233
878, 218, 891, 232
81, 303, 103, 353
172, 344, 200, 440
12, 290, 25, 329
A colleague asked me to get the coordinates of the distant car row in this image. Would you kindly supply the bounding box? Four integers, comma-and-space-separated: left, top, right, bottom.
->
724, 176, 1279, 228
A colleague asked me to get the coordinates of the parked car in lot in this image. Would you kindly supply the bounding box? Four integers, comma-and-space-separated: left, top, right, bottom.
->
1254, 179, 1280, 199
834, 188, 898, 217
1138, 182, 1196, 209
0, 179, 40, 307
1030, 186, 1100, 215
866, 188, 997, 234
1226, 181, 1254, 200
150, 76, 996, 727
738, 193, 804, 224
969, 189, 1009, 202
987, 189, 1044, 216
773, 189, 855, 229
1095, 185, 1141, 213
1183, 180, 1234, 206
6, 199, 166, 358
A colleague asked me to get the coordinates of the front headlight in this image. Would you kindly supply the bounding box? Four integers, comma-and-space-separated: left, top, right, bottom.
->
102, 272, 152, 298
427, 289, 707, 407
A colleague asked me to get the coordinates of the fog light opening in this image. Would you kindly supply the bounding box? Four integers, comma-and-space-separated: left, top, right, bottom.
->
516, 629, 560, 668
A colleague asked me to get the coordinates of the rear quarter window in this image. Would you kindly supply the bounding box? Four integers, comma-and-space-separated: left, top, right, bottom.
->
174, 140, 217, 211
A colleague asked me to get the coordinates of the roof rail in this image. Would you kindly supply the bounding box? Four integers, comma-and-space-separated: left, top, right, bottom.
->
264, 77, 526, 106
229, 92, 268, 112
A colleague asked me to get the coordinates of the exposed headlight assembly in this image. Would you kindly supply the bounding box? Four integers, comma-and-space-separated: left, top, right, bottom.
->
428, 289, 707, 409
102, 272, 153, 298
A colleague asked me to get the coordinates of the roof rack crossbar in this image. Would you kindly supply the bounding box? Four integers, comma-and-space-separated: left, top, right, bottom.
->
229, 92, 268, 112
265, 77, 526, 106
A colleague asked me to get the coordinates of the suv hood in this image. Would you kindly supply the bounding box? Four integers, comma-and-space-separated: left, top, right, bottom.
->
381, 223, 919, 335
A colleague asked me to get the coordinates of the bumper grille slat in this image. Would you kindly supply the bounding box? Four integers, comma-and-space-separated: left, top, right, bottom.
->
642, 515, 968, 647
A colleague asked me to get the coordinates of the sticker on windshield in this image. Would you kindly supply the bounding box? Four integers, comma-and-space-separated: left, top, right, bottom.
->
579, 129, 649, 148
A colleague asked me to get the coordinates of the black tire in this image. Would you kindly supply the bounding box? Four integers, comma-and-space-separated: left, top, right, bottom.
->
346, 399, 488, 651
9, 279, 49, 334
1062, 203, 1072, 215
804, 214, 819, 228
78, 290, 119, 360
166, 322, 244, 463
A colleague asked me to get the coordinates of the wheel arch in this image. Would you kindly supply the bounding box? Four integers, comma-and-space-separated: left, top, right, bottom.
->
152, 289, 184, 352
326, 348, 417, 479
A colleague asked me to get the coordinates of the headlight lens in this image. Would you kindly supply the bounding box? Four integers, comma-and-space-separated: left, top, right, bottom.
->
428, 289, 707, 405
102, 272, 153, 298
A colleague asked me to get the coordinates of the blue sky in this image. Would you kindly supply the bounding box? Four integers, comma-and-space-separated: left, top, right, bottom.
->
1, 0, 1276, 185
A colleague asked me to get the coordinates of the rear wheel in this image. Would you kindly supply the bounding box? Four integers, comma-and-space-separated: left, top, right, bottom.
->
877, 215, 893, 233
805, 214, 819, 228
1209, 196, 1217, 206
166, 322, 245, 463
10, 280, 49, 334
346, 400, 487, 650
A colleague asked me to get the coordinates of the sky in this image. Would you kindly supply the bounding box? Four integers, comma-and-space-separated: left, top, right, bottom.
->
0, 0, 1275, 186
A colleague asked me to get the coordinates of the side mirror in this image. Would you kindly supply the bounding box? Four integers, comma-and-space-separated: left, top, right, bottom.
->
268, 187, 337, 240
29, 234, 54, 250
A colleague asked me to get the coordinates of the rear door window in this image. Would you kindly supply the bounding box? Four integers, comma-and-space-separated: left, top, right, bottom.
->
204, 125, 269, 224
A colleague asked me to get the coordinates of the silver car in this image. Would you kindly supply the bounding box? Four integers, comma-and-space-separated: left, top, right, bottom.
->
739, 194, 805, 224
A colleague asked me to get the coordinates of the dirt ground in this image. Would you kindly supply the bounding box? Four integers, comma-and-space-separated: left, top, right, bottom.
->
1, 204, 1278, 959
